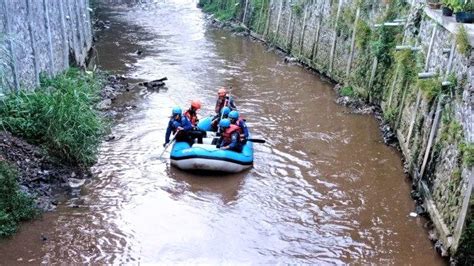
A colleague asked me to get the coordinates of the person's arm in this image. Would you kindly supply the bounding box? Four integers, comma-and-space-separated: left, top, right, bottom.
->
165, 120, 173, 144
215, 99, 221, 114
240, 121, 249, 138
222, 132, 239, 150
181, 116, 193, 131
229, 96, 237, 110
216, 137, 223, 148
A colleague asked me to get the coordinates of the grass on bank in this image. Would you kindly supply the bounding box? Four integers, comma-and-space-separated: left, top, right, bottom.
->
0, 68, 106, 166
0, 161, 38, 237
200, 0, 238, 21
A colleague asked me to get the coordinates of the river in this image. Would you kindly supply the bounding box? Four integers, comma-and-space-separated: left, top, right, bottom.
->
0, 0, 444, 264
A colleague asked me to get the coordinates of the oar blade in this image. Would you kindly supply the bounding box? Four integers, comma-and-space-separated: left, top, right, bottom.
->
247, 138, 265, 143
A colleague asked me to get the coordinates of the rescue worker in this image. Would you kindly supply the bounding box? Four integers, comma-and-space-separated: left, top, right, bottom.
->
164, 106, 193, 147
216, 118, 242, 152
211, 106, 231, 132
184, 100, 206, 143
184, 100, 201, 127
228, 110, 248, 143
215, 87, 236, 115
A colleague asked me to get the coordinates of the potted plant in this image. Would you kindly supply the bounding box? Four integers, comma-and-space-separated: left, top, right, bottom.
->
427, 0, 442, 9
455, 1, 474, 23
441, 0, 454, 16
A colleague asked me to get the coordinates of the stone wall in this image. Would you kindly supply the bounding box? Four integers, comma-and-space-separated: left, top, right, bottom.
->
200, 0, 473, 258
0, 0, 93, 93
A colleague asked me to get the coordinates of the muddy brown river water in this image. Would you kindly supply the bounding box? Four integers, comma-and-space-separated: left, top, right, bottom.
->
0, 0, 446, 264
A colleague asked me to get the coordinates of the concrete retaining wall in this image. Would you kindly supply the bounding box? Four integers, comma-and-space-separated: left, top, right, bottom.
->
0, 0, 93, 93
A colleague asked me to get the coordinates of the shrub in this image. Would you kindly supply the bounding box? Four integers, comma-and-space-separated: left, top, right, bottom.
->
417, 78, 442, 101
0, 161, 38, 237
0, 68, 106, 166
460, 142, 474, 167
340, 86, 356, 97
456, 25, 471, 56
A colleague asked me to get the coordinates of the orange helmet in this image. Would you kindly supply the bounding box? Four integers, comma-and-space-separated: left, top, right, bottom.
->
191, 100, 201, 110
217, 87, 227, 97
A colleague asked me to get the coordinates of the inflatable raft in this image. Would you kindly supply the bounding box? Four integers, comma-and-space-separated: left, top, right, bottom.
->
170, 116, 253, 173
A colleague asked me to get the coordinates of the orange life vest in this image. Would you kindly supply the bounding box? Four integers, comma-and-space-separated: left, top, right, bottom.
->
221, 124, 241, 144
232, 118, 246, 142
184, 109, 198, 126
215, 97, 226, 114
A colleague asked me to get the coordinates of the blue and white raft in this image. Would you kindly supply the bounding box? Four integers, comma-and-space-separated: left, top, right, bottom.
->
170, 116, 253, 173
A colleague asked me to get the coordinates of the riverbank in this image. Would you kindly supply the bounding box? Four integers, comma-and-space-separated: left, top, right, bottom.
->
0, 68, 132, 237
198, 0, 473, 263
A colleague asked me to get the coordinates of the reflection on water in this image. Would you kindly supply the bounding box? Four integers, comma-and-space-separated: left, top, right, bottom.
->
0, 0, 444, 264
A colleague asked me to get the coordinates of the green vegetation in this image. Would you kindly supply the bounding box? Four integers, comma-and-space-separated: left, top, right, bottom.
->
456, 196, 474, 265
355, 19, 371, 49
460, 142, 474, 167
383, 107, 398, 124
340, 86, 356, 97
417, 77, 442, 101
0, 68, 106, 166
456, 25, 471, 56
444, 0, 474, 12
336, 4, 356, 40
442, 0, 461, 11
200, 0, 239, 21
291, 2, 303, 17
395, 49, 418, 83
440, 118, 463, 144
249, 0, 269, 34
0, 161, 38, 237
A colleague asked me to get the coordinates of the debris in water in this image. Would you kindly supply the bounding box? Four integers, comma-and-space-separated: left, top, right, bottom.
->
96, 99, 112, 110
68, 178, 86, 189
139, 77, 168, 90
415, 205, 427, 216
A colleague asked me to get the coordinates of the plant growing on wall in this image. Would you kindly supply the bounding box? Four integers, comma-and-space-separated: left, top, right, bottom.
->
291, 2, 303, 17
442, 0, 462, 10
456, 25, 471, 56
417, 77, 442, 101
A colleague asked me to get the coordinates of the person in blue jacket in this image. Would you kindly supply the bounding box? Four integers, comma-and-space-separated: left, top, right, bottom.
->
216, 118, 242, 152
211, 106, 231, 132
164, 106, 193, 146
228, 110, 248, 143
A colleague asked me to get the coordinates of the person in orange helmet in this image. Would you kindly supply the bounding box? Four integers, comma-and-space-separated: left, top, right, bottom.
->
184, 100, 201, 127
184, 99, 206, 144
214, 87, 236, 115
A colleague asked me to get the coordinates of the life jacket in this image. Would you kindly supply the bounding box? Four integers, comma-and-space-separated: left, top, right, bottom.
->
232, 118, 246, 142
215, 96, 228, 114
221, 124, 241, 144
184, 109, 198, 126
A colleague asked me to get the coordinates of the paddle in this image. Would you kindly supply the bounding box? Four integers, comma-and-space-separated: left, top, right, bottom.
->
247, 138, 266, 143
212, 137, 265, 144
159, 130, 179, 159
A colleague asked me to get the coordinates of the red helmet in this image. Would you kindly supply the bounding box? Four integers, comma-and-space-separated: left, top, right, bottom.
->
191, 100, 201, 110
217, 87, 227, 97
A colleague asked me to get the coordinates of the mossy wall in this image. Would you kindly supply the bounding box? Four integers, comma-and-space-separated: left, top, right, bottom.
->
200, 0, 473, 259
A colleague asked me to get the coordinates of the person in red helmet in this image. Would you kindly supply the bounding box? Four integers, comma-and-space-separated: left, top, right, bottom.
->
214, 87, 236, 115
184, 99, 206, 144
184, 100, 201, 127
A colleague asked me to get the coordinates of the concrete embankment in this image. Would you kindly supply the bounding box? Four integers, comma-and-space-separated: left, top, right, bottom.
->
199, 0, 473, 262
0, 0, 93, 92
